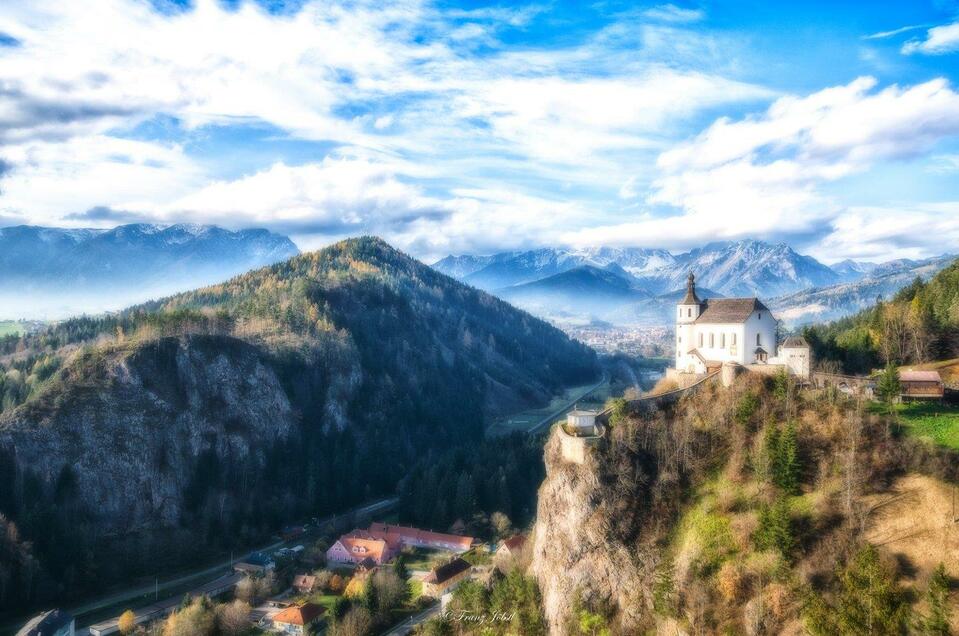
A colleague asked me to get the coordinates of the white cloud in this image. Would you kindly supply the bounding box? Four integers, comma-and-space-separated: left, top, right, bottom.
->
814, 204, 959, 262
0, 0, 774, 256
902, 21, 959, 55
863, 24, 928, 40
0, 135, 204, 222
641, 4, 705, 24
563, 77, 959, 257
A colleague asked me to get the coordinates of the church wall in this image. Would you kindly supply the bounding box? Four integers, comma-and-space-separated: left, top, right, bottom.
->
690, 322, 746, 365
743, 311, 777, 364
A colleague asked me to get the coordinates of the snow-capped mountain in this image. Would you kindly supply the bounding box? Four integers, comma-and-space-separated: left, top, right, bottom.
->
647, 240, 841, 298
433, 239, 955, 327
434, 239, 839, 299
769, 254, 956, 326
830, 259, 878, 282
433, 246, 675, 291
0, 223, 299, 319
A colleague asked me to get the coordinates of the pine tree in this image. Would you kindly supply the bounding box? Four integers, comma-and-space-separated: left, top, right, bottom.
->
755, 496, 795, 559
831, 544, 909, 635
774, 421, 800, 495
876, 362, 901, 408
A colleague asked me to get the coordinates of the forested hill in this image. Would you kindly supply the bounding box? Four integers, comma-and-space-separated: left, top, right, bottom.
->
0, 236, 598, 613
802, 256, 959, 374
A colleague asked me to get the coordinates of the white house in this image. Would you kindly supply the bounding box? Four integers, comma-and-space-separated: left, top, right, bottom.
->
674, 273, 809, 378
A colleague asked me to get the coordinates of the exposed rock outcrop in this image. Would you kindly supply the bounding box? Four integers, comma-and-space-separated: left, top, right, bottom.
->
0, 335, 297, 535
530, 384, 727, 634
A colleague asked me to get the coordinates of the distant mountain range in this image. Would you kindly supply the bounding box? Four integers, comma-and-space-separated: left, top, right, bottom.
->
0, 223, 299, 318
768, 254, 957, 324
433, 240, 956, 327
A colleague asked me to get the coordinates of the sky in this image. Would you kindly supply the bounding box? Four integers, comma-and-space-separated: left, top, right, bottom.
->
2, 0, 959, 263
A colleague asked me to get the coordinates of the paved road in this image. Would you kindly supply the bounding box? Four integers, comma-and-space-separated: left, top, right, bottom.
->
67, 497, 398, 630
382, 603, 440, 636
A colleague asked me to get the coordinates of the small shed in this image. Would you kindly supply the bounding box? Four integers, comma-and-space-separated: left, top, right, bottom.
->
900, 370, 944, 401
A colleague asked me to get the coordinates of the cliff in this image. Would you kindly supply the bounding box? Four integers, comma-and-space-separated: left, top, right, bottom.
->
530, 386, 723, 634
0, 335, 298, 535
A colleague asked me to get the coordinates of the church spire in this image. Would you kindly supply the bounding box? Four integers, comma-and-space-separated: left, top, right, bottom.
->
681, 272, 701, 305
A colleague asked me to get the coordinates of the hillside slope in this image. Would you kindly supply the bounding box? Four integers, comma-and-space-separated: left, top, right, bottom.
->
0, 237, 598, 612
530, 376, 958, 634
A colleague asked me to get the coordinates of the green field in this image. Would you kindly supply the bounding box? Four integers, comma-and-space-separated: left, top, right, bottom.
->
889, 401, 959, 450
401, 547, 449, 571
0, 321, 24, 337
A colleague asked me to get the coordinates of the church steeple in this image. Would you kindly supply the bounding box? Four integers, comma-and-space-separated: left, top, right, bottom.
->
681, 272, 701, 305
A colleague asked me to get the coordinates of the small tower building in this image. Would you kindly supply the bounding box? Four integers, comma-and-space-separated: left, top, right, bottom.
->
566, 409, 598, 435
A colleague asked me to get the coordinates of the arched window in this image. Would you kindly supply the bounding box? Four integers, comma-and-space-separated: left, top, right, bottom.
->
688, 307, 692, 317
721, 333, 725, 348
709, 333, 714, 347
699, 333, 703, 347
756, 333, 761, 346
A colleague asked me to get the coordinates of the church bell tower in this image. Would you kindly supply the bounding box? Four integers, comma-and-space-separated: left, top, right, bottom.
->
676, 273, 702, 370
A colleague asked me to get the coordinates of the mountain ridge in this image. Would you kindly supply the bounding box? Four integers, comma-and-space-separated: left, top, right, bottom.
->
0, 223, 300, 319
433, 240, 955, 326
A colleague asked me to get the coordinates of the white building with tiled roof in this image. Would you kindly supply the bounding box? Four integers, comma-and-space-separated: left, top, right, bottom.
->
675, 273, 808, 378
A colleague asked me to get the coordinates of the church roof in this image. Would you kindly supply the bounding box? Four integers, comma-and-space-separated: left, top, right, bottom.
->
695, 298, 769, 324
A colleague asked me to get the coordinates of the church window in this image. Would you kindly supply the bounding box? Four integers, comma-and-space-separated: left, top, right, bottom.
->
756, 333, 761, 346
732, 334, 737, 345
709, 333, 714, 347
688, 308, 692, 317
699, 333, 703, 347
721, 333, 725, 348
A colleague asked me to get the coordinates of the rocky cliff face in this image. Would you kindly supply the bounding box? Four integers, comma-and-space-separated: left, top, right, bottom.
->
529, 389, 724, 634
531, 430, 650, 633
0, 335, 297, 535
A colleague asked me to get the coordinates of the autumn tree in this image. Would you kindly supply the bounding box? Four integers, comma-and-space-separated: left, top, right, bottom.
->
216, 600, 251, 636
118, 610, 136, 635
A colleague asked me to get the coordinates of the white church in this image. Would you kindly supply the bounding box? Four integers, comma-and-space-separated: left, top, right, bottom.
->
672, 273, 810, 379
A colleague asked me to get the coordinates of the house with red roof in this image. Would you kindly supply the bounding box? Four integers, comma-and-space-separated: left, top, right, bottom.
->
368, 522, 475, 552
271, 603, 324, 636
326, 529, 394, 565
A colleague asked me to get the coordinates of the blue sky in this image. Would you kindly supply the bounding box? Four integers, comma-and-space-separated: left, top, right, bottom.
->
1, 0, 959, 262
